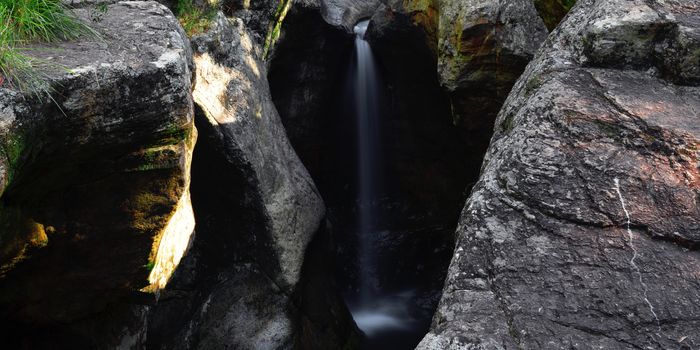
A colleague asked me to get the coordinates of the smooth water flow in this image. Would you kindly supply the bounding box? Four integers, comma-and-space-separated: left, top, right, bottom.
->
350, 20, 418, 347
354, 19, 379, 305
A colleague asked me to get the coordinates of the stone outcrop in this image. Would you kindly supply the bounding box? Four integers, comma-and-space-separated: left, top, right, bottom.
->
316, 0, 382, 29
370, 0, 439, 53
438, 0, 547, 131
147, 13, 357, 350
419, 0, 700, 348
0, 1, 195, 347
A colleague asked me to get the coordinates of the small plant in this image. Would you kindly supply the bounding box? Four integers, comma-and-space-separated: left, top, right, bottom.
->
89, 3, 109, 23
144, 260, 156, 273
263, 0, 292, 59
175, 0, 217, 36
0, 0, 97, 95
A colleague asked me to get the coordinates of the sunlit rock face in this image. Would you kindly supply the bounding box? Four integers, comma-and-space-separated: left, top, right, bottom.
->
147, 154, 197, 291
0, 1, 194, 347
419, 0, 700, 348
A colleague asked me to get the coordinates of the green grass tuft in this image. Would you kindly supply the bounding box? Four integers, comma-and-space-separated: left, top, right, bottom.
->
0, 0, 95, 43
0, 0, 97, 95
175, 0, 217, 36
0, 46, 50, 94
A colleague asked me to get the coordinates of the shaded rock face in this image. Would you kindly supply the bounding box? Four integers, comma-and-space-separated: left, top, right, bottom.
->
0, 1, 195, 347
373, 0, 440, 53
438, 0, 547, 133
147, 13, 357, 350
269, 2, 354, 189
419, 0, 700, 349
533, 0, 577, 31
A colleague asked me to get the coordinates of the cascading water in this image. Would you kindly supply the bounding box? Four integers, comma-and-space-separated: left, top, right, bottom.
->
349, 20, 420, 349
354, 19, 379, 305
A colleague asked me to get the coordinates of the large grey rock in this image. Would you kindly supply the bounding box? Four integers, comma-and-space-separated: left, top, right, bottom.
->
192, 13, 325, 292
146, 13, 333, 350
0, 1, 195, 347
419, 0, 700, 349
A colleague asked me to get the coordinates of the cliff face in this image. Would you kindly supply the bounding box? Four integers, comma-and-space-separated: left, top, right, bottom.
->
419, 0, 700, 348
0, 2, 195, 347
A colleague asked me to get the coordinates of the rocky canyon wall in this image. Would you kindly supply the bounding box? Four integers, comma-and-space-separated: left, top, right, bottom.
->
419, 0, 700, 348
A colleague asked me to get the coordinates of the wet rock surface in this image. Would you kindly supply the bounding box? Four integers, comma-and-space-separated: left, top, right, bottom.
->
0, 1, 195, 347
419, 0, 700, 349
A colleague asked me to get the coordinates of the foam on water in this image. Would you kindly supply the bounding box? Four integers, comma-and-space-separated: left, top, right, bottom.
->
350, 290, 419, 337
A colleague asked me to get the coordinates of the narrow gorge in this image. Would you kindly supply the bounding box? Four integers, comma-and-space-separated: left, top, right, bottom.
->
0, 0, 697, 349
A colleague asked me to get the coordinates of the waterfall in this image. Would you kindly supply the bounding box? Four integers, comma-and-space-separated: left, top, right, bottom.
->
350, 21, 417, 346
354, 19, 380, 305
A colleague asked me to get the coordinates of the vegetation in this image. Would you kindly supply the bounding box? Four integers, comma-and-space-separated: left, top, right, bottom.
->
144, 260, 156, 273
0, 0, 96, 95
175, 0, 217, 36
263, 0, 292, 59
0, 40, 43, 94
